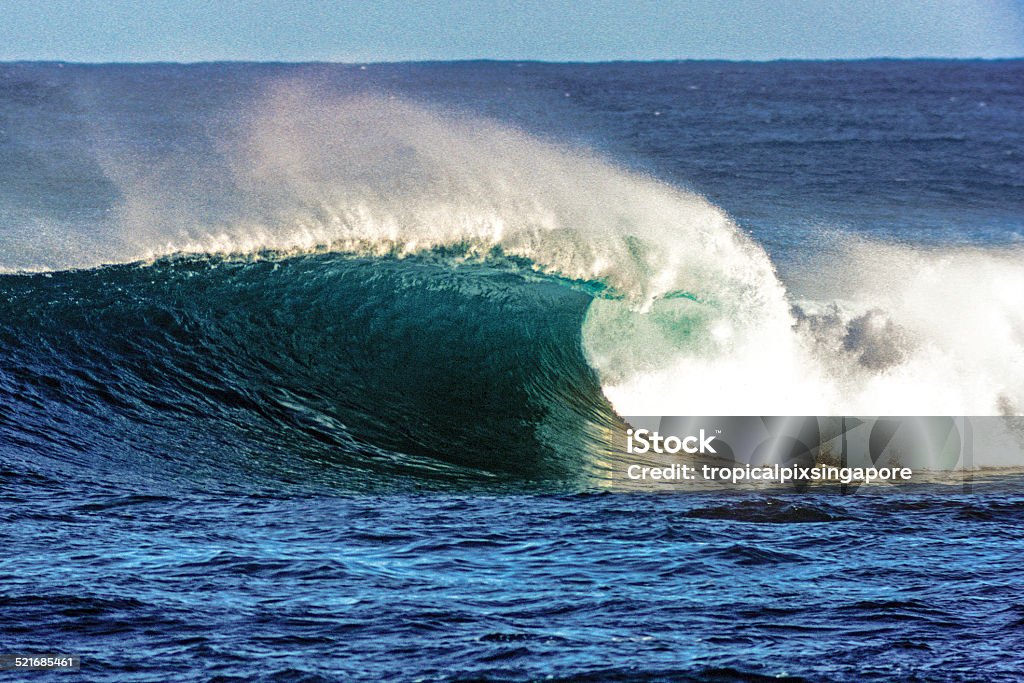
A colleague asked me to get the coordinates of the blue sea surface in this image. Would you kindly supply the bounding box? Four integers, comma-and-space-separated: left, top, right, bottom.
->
5, 481, 1024, 681
1, 61, 1023, 681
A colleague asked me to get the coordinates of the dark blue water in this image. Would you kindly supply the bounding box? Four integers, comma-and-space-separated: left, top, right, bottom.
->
5, 483, 1024, 681
1, 61, 1023, 681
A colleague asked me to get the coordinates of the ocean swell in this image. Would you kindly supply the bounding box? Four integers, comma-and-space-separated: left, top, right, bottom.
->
2, 85, 1022, 479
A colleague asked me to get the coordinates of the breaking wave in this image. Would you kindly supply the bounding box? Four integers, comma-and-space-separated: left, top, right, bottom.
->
2, 86, 1022, 479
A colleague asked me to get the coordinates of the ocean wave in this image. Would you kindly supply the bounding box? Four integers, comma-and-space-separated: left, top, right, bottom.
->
1, 86, 1022, 479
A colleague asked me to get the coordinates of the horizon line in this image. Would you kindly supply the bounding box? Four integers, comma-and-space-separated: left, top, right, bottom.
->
2, 56, 1023, 67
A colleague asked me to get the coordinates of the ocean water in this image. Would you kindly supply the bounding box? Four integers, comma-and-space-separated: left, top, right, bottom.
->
1, 60, 1023, 681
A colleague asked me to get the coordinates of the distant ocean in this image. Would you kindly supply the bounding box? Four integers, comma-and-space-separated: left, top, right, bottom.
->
1, 61, 1022, 681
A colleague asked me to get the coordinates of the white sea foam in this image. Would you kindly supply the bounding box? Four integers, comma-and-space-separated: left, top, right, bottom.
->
589, 241, 1024, 420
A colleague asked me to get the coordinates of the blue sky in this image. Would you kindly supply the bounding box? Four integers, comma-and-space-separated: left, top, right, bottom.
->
1, 0, 1022, 62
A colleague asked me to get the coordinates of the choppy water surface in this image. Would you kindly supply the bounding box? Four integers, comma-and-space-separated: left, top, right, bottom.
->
4, 479, 1024, 681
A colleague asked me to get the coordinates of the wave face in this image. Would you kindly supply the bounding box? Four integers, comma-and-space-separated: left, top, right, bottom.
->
2, 70, 1023, 480
0, 255, 627, 486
